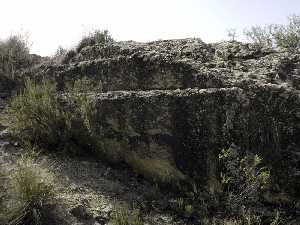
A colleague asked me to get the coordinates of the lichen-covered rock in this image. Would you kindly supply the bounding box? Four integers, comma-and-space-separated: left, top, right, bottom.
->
32, 39, 300, 197
82, 84, 300, 196
26, 39, 300, 91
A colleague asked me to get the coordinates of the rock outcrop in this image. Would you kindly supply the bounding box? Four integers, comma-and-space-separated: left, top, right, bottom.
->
27, 39, 300, 197
30, 39, 300, 91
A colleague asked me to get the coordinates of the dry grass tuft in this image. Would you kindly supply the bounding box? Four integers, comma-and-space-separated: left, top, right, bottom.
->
111, 203, 143, 225
0, 155, 55, 225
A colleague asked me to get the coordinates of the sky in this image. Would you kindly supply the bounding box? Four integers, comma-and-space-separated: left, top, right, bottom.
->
0, 0, 300, 56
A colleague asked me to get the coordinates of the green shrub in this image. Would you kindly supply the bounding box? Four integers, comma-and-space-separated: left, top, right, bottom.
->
171, 145, 285, 225
66, 76, 101, 134
0, 34, 32, 79
61, 49, 76, 64
13, 157, 54, 206
219, 147, 270, 214
9, 78, 69, 150
244, 15, 300, 49
76, 29, 114, 53
8, 78, 95, 154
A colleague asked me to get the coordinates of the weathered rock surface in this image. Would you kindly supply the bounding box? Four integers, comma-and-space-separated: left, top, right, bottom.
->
27, 39, 300, 197
86, 84, 299, 195
28, 39, 300, 91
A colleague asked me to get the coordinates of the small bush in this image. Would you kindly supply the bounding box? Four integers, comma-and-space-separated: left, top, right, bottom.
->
12, 157, 54, 205
244, 25, 274, 48
61, 49, 76, 64
76, 29, 114, 53
244, 15, 300, 49
227, 28, 237, 42
1, 156, 54, 225
8, 78, 95, 154
0, 34, 32, 79
9, 78, 68, 149
219, 146, 270, 214
67, 76, 101, 134
54, 46, 67, 58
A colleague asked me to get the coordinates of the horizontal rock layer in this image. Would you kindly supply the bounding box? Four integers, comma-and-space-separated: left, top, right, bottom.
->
80, 84, 300, 195
26, 39, 300, 91
21, 39, 300, 196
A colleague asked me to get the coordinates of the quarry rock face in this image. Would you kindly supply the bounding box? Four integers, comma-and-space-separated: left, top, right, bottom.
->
90, 85, 300, 195
34, 39, 300, 91
34, 39, 300, 196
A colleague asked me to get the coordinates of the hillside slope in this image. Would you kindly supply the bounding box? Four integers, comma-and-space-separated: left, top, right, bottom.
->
27, 39, 300, 195
1, 38, 300, 224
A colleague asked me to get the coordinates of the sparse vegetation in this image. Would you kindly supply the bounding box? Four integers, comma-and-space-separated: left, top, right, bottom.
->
61, 49, 76, 64
52, 30, 114, 64
0, 34, 32, 79
219, 147, 270, 215
244, 15, 300, 49
0, 156, 55, 225
227, 28, 237, 42
76, 29, 114, 53
67, 76, 101, 134
8, 78, 94, 154
54, 46, 67, 58
111, 205, 143, 225
172, 197, 195, 217
9, 78, 69, 150
6, 79, 289, 224
1, 16, 299, 225
214, 146, 276, 225
51, 46, 68, 64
